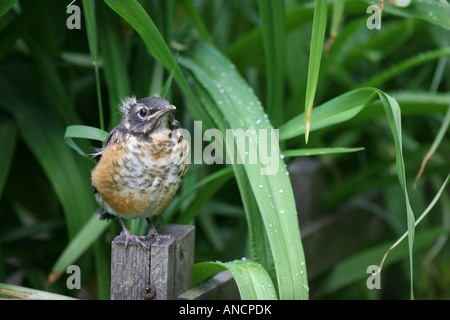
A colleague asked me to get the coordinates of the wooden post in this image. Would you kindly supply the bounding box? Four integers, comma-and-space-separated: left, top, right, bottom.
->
111, 224, 195, 300
288, 158, 324, 227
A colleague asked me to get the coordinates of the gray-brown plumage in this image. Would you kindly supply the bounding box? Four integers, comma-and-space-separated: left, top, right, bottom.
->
91, 96, 189, 249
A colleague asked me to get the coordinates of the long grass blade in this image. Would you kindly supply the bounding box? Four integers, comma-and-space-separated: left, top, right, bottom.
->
304, 0, 327, 143
326, 0, 345, 54
47, 214, 110, 286
0, 75, 96, 238
414, 106, 450, 189
361, 47, 450, 87
103, 0, 186, 89
179, 0, 213, 43
0, 283, 77, 300
283, 147, 365, 158
82, 0, 104, 131
256, 0, 286, 127
180, 41, 309, 299
314, 227, 445, 297
377, 91, 415, 299
98, 2, 131, 128
375, 173, 450, 276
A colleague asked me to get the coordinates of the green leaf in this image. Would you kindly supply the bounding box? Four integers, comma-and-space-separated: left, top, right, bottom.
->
226, 5, 315, 66
193, 260, 278, 300
283, 147, 365, 158
280, 86, 427, 298
98, 1, 131, 128
361, 47, 450, 87
82, 0, 104, 131
0, 283, 77, 300
48, 214, 111, 285
377, 91, 416, 299
179, 0, 213, 43
174, 167, 234, 225
180, 41, 309, 299
280, 87, 378, 141
326, 0, 345, 54
0, 0, 16, 18
65, 125, 109, 142
64, 125, 108, 158
0, 118, 16, 198
366, 0, 450, 29
0, 75, 96, 239
304, 0, 327, 143
256, 0, 286, 127
316, 173, 450, 297
314, 227, 445, 297
103, 0, 186, 89
414, 106, 450, 188
0, 0, 50, 62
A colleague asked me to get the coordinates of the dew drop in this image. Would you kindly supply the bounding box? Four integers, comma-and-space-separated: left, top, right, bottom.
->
279, 189, 284, 193
280, 210, 285, 214
258, 184, 263, 188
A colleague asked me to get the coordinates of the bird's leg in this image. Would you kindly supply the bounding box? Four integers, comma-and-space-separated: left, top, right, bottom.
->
118, 217, 150, 250
145, 218, 173, 245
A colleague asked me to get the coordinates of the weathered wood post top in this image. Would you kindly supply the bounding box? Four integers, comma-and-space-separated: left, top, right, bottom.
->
111, 224, 195, 300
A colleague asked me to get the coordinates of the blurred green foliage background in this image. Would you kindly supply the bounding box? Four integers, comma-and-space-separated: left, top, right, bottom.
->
0, 0, 449, 299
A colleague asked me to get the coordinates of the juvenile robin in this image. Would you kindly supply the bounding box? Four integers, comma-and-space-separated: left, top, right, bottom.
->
91, 96, 190, 249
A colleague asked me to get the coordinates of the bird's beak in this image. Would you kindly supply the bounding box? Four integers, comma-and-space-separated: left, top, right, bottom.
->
154, 105, 176, 118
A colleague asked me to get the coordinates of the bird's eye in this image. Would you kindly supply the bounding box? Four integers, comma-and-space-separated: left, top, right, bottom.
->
138, 108, 147, 118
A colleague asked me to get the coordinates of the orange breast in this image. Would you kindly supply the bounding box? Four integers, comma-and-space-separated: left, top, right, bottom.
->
91, 134, 189, 219
91, 143, 148, 216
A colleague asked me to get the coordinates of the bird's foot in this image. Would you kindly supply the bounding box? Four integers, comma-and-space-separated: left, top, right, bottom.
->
145, 229, 173, 245
120, 229, 150, 250
145, 218, 173, 245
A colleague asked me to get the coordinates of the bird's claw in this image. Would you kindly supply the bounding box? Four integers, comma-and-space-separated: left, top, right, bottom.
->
146, 230, 173, 245
120, 230, 150, 250
120, 230, 173, 250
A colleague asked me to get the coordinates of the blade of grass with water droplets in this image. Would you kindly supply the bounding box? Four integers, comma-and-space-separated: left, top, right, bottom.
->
257, 0, 286, 127
180, 41, 309, 299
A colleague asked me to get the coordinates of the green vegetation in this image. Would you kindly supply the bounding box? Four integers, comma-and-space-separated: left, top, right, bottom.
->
0, 0, 449, 300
